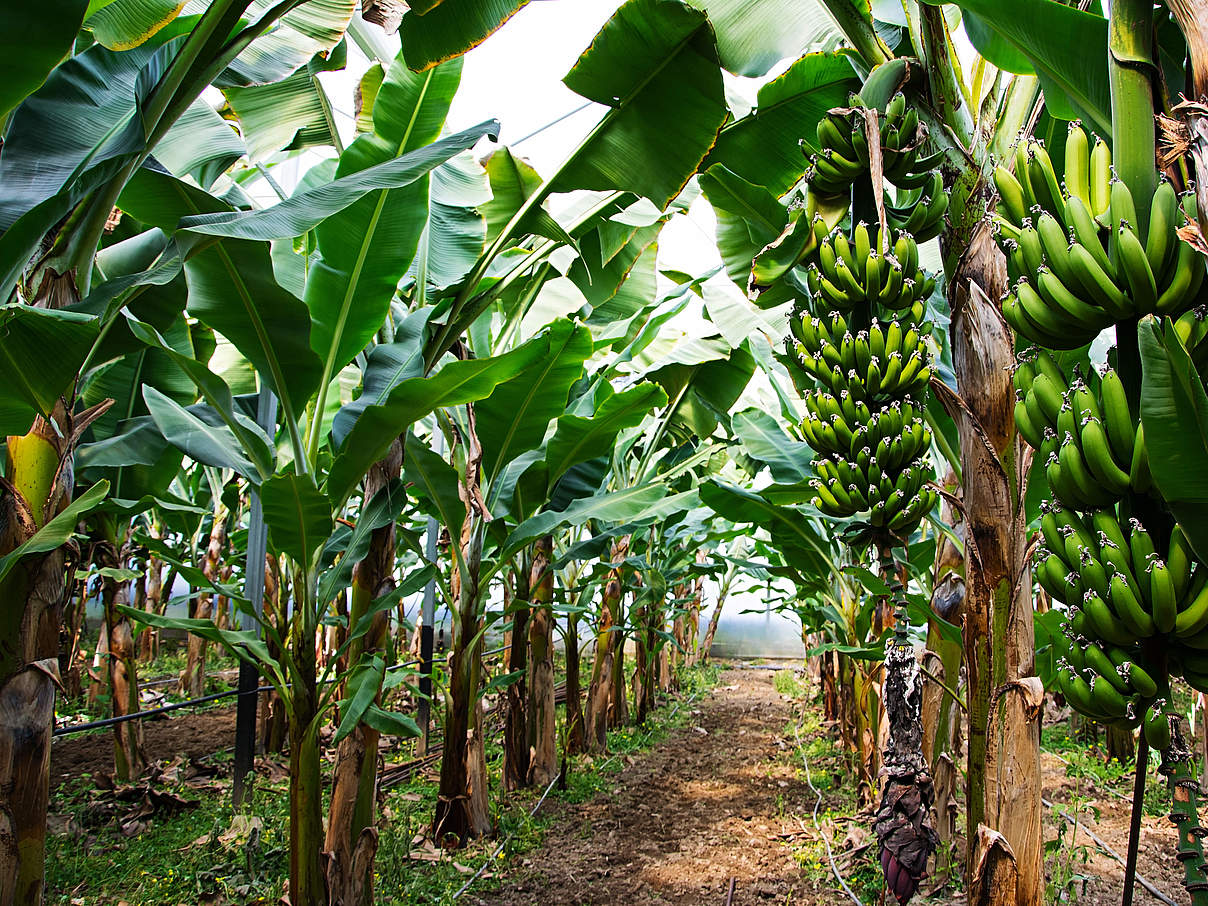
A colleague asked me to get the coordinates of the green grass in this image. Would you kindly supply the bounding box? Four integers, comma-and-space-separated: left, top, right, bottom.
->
46, 662, 721, 905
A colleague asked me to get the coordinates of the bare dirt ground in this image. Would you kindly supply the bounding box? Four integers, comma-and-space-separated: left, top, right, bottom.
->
479, 668, 828, 906
50, 704, 236, 785
476, 667, 1189, 906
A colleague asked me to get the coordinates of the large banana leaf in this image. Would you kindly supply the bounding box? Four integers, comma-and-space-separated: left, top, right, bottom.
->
702, 51, 858, 197
398, 0, 528, 73
921, 0, 1109, 130
552, 0, 728, 212
732, 407, 813, 483
326, 335, 549, 506
687, 0, 844, 77
698, 164, 787, 285
503, 382, 669, 519
473, 320, 594, 483
403, 431, 466, 538
85, 0, 188, 50
0, 305, 101, 435
1, 0, 88, 121
224, 49, 345, 161
151, 97, 247, 189
479, 148, 542, 244
0, 37, 176, 231
176, 122, 496, 240
700, 480, 832, 575
1139, 318, 1208, 561
216, 0, 354, 87
330, 308, 430, 447
301, 50, 463, 376
0, 482, 110, 584
262, 472, 334, 564
499, 483, 679, 564
143, 385, 263, 482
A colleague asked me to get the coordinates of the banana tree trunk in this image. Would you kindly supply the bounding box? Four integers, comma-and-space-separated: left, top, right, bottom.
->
434, 410, 491, 845
942, 222, 1041, 904
0, 405, 74, 906
98, 522, 146, 781
260, 553, 287, 754
526, 535, 557, 787
139, 553, 164, 662
182, 499, 227, 697
585, 538, 627, 751
564, 608, 585, 756
700, 582, 729, 663
503, 560, 531, 789
288, 634, 325, 906
609, 635, 629, 729
325, 440, 401, 905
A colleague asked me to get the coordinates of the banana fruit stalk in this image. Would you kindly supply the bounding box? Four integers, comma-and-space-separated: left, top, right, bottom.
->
994, 123, 1205, 348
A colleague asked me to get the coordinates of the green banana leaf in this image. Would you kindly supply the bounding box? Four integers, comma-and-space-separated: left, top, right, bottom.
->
0, 0, 88, 121
85, 0, 189, 50
298, 50, 463, 377
262, 472, 334, 565
143, 385, 263, 483
475, 320, 593, 483
552, 0, 728, 212
0, 482, 110, 584
698, 165, 788, 286
687, 0, 846, 77
331, 308, 431, 447
479, 148, 543, 244
216, 0, 354, 88
921, 0, 1109, 131
404, 431, 467, 540
1139, 317, 1208, 562
703, 51, 859, 197
224, 49, 346, 161
0, 37, 175, 231
732, 408, 813, 484
326, 334, 549, 506
399, 0, 528, 72
0, 305, 100, 436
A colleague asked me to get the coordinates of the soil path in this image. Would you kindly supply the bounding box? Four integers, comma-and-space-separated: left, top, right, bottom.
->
478, 667, 1190, 906
479, 667, 813, 906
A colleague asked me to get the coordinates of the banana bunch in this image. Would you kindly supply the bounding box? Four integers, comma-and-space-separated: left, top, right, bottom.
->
789, 302, 938, 531
791, 306, 935, 404
804, 221, 937, 313
1012, 350, 1150, 508
809, 92, 944, 197
994, 124, 1204, 347
1039, 503, 1203, 745
1173, 305, 1208, 372
884, 171, 949, 243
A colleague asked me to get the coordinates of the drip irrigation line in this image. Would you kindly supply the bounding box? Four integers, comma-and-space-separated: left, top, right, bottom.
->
795, 720, 863, 906
53, 685, 276, 736
1042, 797, 1177, 906
53, 645, 512, 738
452, 769, 563, 901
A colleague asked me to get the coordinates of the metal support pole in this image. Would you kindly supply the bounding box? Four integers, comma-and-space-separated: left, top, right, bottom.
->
233, 388, 277, 806
416, 434, 442, 755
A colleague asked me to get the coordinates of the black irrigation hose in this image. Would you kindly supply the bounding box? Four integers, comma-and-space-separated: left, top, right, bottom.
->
53, 685, 275, 737
53, 644, 512, 738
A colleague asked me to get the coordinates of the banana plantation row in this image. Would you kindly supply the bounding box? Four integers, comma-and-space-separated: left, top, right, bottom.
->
5, 0, 1208, 904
